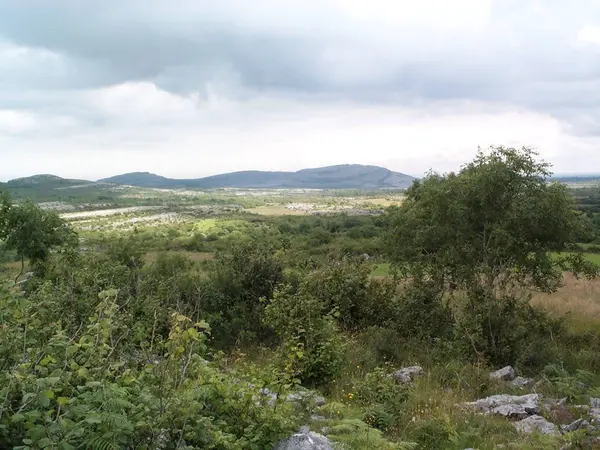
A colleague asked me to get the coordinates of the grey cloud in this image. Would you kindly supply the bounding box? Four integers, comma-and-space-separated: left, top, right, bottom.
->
1, 1, 600, 136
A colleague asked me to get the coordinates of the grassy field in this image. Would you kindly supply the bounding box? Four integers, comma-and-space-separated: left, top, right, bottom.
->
554, 251, 600, 265
532, 272, 600, 332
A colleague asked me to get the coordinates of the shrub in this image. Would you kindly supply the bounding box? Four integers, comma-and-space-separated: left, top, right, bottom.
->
264, 284, 345, 388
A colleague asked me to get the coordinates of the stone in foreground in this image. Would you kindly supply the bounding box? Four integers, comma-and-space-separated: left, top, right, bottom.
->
392, 366, 424, 383
274, 429, 334, 450
560, 418, 594, 434
514, 415, 559, 435
465, 394, 542, 417
490, 366, 516, 381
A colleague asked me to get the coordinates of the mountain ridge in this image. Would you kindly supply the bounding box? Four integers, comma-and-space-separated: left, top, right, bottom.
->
99, 164, 416, 189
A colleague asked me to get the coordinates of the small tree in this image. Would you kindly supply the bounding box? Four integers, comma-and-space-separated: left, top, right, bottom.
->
385, 146, 597, 364
0, 195, 76, 282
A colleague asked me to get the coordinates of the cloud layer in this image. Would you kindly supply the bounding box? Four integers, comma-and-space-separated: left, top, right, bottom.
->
1, 0, 600, 180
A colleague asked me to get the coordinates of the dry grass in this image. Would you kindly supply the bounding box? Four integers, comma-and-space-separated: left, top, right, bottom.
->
531, 272, 600, 331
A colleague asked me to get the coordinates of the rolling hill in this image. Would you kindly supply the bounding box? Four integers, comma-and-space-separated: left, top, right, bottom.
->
100, 165, 416, 189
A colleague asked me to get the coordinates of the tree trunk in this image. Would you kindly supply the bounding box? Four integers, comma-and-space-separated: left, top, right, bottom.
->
14, 256, 24, 284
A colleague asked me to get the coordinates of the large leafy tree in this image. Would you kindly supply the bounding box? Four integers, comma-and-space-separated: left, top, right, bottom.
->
385, 146, 597, 363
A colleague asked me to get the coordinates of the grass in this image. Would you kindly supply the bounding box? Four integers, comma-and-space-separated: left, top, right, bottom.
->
532, 272, 600, 332
553, 251, 600, 265
371, 263, 392, 277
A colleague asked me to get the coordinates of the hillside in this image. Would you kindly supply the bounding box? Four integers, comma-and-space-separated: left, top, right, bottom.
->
6, 174, 91, 189
100, 164, 416, 189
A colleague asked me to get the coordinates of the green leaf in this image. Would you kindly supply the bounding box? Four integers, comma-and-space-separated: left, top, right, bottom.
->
84, 416, 102, 424
37, 438, 53, 448
39, 391, 51, 407
11, 413, 26, 423
57, 396, 69, 406
43, 390, 55, 400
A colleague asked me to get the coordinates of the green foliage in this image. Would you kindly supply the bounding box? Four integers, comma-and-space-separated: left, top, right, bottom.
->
265, 283, 345, 388
0, 284, 298, 449
0, 194, 76, 280
208, 241, 284, 347
326, 418, 417, 449
392, 279, 453, 341
385, 146, 598, 365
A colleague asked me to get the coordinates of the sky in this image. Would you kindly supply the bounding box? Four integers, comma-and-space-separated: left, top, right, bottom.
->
1, 0, 600, 181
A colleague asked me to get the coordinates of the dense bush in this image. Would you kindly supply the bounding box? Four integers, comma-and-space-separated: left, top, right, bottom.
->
0, 283, 298, 449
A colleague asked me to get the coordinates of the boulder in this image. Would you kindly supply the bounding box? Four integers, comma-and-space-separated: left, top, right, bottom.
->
465, 394, 542, 417
490, 366, 516, 381
510, 376, 534, 388
590, 398, 600, 409
490, 404, 532, 420
392, 366, 423, 383
274, 429, 334, 450
560, 418, 594, 434
514, 415, 559, 435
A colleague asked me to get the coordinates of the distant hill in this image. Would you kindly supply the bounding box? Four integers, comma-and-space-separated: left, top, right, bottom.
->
2, 174, 101, 202
100, 165, 416, 189
6, 174, 91, 189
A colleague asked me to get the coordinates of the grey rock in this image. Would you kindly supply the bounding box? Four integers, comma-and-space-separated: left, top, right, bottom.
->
465, 394, 542, 416
392, 366, 423, 383
274, 430, 334, 450
591, 398, 600, 409
560, 418, 593, 434
286, 391, 326, 407
510, 376, 534, 388
514, 415, 559, 436
490, 404, 531, 420
490, 366, 517, 381
591, 408, 600, 424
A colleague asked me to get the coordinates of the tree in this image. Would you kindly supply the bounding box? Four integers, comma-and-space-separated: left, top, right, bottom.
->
0, 195, 76, 282
385, 146, 597, 364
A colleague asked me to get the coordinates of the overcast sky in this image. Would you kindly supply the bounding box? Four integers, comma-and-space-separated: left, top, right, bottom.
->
1, 0, 600, 180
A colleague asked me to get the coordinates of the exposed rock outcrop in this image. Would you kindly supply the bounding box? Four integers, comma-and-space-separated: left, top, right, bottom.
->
274, 428, 334, 450
514, 415, 559, 435
392, 366, 423, 383
490, 366, 516, 381
464, 394, 542, 418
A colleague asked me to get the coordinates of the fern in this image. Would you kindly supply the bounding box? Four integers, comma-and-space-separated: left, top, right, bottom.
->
85, 437, 120, 450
